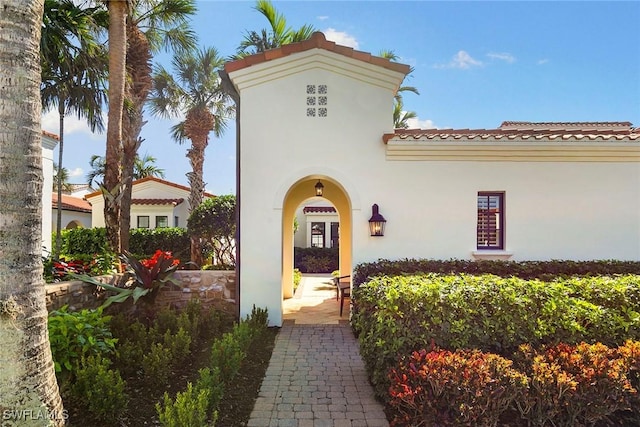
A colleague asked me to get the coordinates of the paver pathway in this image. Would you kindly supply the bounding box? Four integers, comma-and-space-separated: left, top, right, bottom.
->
248, 275, 389, 427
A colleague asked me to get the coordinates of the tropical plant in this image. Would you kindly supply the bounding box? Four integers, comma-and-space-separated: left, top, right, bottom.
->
41, 0, 108, 258
118, 0, 197, 252
234, 0, 315, 58
0, 0, 65, 422
149, 47, 234, 266
187, 195, 236, 268
86, 153, 165, 187
72, 250, 181, 308
53, 163, 73, 193
103, 0, 129, 254
379, 50, 419, 129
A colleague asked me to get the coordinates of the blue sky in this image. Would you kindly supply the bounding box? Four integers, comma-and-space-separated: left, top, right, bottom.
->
43, 1, 640, 196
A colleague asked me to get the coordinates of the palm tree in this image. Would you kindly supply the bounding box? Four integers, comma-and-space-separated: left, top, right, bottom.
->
379, 50, 420, 129
53, 163, 73, 193
86, 153, 165, 188
119, 0, 196, 251
41, 0, 108, 258
149, 47, 234, 265
0, 0, 64, 422
104, 0, 130, 253
234, 0, 315, 58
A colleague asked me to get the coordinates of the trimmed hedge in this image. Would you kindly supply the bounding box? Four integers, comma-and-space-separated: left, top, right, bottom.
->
294, 246, 338, 273
353, 258, 640, 286
58, 227, 190, 260
352, 273, 640, 399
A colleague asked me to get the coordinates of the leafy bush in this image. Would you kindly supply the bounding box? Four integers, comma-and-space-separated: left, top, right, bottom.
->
386, 342, 640, 427
156, 382, 210, 427
59, 227, 108, 256
188, 195, 236, 269
517, 341, 639, 426
294, 246, 339, 273
388, 348, 528, 426
143, 342, 173, 388
163, 327, 192, 364
353, 258, 640, 287
129, 227, 191, 261
48, 306, 117, 375
353, 274, 640, 397
71, 356, 128, 423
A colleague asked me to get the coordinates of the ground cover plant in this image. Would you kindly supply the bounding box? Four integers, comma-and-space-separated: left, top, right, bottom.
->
49, 300, 276, 426
351, 269, 640, 426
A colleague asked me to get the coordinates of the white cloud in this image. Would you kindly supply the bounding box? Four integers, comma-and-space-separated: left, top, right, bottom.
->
323, 28, 359, 49
68, 167, 84, 178
537, 58, 550, 65
487, 52, 516, 63
317, 15, 329, 21
41, 109, 104, 139
406, 117, 437, 129
434, 50, 483, 69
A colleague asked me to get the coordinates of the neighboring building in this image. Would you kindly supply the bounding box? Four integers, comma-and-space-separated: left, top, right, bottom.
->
294, 202, 339, 249
51, 193, 92, 230
85, 176, 213, 229
222, 32, 640, 326
42, 131, 58, 255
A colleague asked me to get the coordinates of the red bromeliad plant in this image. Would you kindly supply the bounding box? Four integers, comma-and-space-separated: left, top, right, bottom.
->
123, 250, 180, 290
72, 250, 181, 308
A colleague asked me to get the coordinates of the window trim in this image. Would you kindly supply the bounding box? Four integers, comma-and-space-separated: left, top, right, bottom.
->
137, 215, 150, 229
476, 192, 505, 250
155, 215, 169, 228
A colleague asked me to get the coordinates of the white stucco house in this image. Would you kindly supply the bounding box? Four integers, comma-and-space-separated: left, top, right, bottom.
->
294, 201, 339, 249
42, 131, 59, 255
221, 32, 640, 326
86, 176, 213, 229
51, 193, 92, 230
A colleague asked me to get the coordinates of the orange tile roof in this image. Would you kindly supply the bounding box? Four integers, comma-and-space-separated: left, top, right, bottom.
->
383, 122, 640, 143
85, 176, 215, 199
303, 206, 337, 214
52, 193, 91, 213
42, 130, 60, 140
131, 198, 184, 206
224, 31, 411, 76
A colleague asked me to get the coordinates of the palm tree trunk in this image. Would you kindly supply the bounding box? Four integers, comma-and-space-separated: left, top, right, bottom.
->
186, 142, 206, 266
0, 0, 65, 423
104, 0, 128, 254
119, 22, 152, 252
54, 99, 65, 259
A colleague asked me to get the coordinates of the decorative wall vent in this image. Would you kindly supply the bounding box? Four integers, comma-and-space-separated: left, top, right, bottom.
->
306, 84, 327, 117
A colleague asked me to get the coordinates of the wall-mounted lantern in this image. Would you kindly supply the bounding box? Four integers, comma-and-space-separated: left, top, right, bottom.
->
368, 204, 386, 236
315, 180, 324, 197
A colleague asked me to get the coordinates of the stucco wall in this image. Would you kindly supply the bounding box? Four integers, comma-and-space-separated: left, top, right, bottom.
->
229, 47, 640, 326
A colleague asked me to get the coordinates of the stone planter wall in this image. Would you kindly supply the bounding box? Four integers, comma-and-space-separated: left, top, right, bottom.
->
45, 270, 237, 316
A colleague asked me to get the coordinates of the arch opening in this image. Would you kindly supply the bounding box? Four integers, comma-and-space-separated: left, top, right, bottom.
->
281, 176, 352, 303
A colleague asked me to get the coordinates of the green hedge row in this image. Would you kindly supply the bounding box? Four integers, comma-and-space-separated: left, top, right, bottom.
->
353, 258, 640, 286
352, 273, 640, 399
293, 246, 338, 273
58, 227, 190, 260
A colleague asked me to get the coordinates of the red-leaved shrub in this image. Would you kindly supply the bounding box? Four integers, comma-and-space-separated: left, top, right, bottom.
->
387, 348, 528, 427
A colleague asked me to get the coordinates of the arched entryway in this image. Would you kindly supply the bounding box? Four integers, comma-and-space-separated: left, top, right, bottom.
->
281, 176, 352, 301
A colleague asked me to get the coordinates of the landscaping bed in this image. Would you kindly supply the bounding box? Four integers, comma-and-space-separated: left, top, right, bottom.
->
49, 301, 276, 426
351, 271, 640, 426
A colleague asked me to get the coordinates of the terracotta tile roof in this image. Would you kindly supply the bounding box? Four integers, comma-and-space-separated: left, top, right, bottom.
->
52, 193, 91, 213
224, 31, 410, 76
42, 130, 60, 140
85, 176, 215, 199
383, 122, 640, 143
131, 198, 184, 206
303, 206, 337, 214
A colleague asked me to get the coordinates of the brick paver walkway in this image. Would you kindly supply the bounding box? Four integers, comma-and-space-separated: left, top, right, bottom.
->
248, 321, 388, 427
